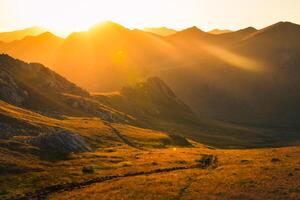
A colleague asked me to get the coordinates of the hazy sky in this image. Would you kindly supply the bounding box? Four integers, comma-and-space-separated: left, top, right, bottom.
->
1, 0, 300, 35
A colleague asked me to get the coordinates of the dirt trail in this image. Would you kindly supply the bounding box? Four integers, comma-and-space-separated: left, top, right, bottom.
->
104, 121, 144, 150
10, 164, 209, 200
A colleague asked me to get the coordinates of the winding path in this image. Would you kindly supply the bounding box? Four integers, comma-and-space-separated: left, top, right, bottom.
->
10, 164, 209, 200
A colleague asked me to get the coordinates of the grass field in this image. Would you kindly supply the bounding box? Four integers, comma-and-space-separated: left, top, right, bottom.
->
47, 146, 300, 200
0, 100, 299, 200
1, 143, 300, 199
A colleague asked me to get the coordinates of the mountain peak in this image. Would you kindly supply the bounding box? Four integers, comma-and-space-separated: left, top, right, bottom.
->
209, 29, 232, 35
275, 21, 298, 26
38, 31, 59, 38
143, 27, 177, 36
121, 77, 177, 103
0, 53, 14, 60
21, 31, 62, 42
244, 21, 300, 40
258, 21, 300, 32
89, 21, 127, 33
269, 21, 300, 30
168, 26, 212, 40
0, 26, 47, 42
115, 77, 194, 119
145, 77, 176, 98
242, 27, 257, 31
23, 26, 47, 32
184, 26, 204, 33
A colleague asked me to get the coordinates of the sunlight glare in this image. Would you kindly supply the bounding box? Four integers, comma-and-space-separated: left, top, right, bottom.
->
201, 45, 263, 72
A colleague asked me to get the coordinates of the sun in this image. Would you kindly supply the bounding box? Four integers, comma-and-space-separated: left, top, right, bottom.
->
12, 0, 169, 36
14, 0, 111, 36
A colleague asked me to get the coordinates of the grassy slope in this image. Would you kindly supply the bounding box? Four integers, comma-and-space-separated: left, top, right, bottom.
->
0, 99, 185, 149
0, 101, 299, 199
0, 99, 197, 198
95, 90, 299, 148
50, 146, 300, 200
2, 145, 298, 200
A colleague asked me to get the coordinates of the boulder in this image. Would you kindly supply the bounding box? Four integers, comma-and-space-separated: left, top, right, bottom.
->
29, 130, 91, 155
0, 71, 27, 105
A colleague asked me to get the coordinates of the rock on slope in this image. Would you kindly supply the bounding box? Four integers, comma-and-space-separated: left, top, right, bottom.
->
29, 130, 91, 155
0, 54, 89, 110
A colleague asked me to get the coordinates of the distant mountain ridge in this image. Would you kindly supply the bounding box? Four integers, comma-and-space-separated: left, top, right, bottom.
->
0, 26, 47, 42
209, 29, 232, 34
1, 54, 299, 149
143, 27, 177, 36
1, 21, 300, 131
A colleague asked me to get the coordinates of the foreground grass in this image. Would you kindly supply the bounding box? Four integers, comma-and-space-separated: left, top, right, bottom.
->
0, 100, 299, 199
1, 145, 299, 200
48, 146, 300, 200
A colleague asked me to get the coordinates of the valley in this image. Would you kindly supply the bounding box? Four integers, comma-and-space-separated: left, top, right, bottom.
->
0, 54, 299, 199
0, 5, 299, 199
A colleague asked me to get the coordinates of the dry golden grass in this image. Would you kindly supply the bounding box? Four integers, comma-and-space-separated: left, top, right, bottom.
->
112, 123, 170, 147
1, 138, 300, 199
47, 147, 300, 200
0, 100, 299, 199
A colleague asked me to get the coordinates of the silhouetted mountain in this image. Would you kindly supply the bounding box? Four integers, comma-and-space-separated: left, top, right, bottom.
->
89, 21, 128, 32
0, 26, 47, 42
0, 54, 298, 151
51, 21, 177, 91
215, 27, 257, 45
161, 22, 300, 128
1, 21, 300, 131
0, 23, 177, 91
0, 32, 63, 67
143, 27, 177, 36
168, 26, 214, 41
236, 22, 300, 58
209, 29, 232, 34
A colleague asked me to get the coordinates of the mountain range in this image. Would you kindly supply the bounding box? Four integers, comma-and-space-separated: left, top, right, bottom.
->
2, 54, 286, 148
1, 21, 300, 133
143, 27, 177, 36
1, 21, 300, 199
0, 26, 47, 42
209, 29, 232, 34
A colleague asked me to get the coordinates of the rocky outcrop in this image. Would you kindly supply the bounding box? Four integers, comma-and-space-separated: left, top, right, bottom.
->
0, 54, 92, 115
0, 54, 89, 98
116, 77, 195, 119
121, 77, 177, 103
0, 70, 28, 105
29, 130, 91, 155
120, 77, 194, 115
63, 95, 115, 121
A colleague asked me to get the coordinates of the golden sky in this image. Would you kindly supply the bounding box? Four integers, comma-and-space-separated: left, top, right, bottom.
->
1, 0, 300, 36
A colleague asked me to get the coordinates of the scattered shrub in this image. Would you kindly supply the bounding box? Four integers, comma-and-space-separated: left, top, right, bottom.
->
271, 158, 280, 162
82, 166, 95, 174
196, 154, 218, 168
151, 161, 158, 166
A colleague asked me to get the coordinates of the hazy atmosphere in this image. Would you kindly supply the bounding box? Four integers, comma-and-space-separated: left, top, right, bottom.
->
0, 1, 300, 199
1, 0, 300, 35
